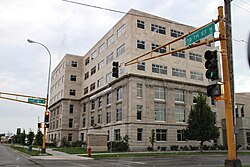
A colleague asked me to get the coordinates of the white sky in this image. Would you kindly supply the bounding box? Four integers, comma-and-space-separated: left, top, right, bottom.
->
0, 0, 249, 134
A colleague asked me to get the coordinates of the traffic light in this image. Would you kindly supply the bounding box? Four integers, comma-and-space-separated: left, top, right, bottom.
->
44, 111, 49, 123
112, 61, 119, 78
207, 83, 221, 98
204, 50, 219, 81
38, 123, 42, 129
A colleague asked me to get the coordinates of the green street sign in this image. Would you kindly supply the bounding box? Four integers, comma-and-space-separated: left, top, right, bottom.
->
28, 98, 46, 104
185, 23, 215, 46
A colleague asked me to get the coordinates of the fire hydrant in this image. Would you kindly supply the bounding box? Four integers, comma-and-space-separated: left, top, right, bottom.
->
87, 147, 92, 157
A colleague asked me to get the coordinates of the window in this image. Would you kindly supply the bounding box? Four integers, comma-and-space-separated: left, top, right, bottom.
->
91, 100, 95, 110
81, 133, 84, 141
117, 87, 123, 101
82, 116, 86, 128
117, 44, 125, 57
114, 129, 121, 141
68, 133, 72, 142
241, 106, 245, 117
106, 72, 112, 83
84, 87, 88, 95
137, 128, 143, 141
137, 20, 144, 29
83, 103, 86, 112
107, 35, 115, 46
192, 92, 198, 104
91, 112, 94, 126
177, 130, 186, 141
151, 24, 166, 35
97, 77, 104, 88
137, 62, 145, 71
172, 68, 186, 78
170, 29, 184, 38
137, 105, 143, 120
155, 105, 166, 121
106, 107, 111, 124
69, 118, 73, 128
69, 104, 73, 113
85, 57, 90, 65
98, 60, 105, 70
137, 83, 142, 98
70, 75, 76, 81
107, 93, 111, 105
106, 52, 113, 64
98, 110, 102, 124
91, 66, 96, 75
137, 40, 145, 49
91, 51, 97, 60
189, 52, 202, 62
152, 43, 166, 53
71, 61, 77, 67
246, 132, 250, 145
152, 64, 167, 74
171, 48, 185, 58
175, 105, 185, 122
190, 71, 203, 81
117, 24, 125, 38
98, 97, 102, 108
90, 82, 95, 91
69, 89, 76, 96
116, 103, 122, 121
84, 72, 89, 80
156, 129, 167, 141
235, 105, 239, 118
154, 87, 165, 100
99, 43, 105, 54
175, 89, 184, 102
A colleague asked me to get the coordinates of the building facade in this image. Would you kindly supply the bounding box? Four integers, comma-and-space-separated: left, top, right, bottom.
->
48, 9, 226, 150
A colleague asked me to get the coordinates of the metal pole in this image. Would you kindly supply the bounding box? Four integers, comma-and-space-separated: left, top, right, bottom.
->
27, 39, 51, 154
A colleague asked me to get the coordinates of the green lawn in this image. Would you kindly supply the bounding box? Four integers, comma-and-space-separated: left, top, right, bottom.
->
10, 145, 41, 156
53, 147, 87, 154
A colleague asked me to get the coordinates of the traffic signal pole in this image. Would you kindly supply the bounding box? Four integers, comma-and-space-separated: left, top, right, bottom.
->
218, 7, 241, 166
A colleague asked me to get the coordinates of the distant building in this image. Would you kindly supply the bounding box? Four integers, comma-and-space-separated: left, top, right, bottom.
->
48, 9, 225, 150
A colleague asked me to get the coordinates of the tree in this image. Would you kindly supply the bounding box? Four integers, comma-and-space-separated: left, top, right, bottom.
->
35, 129, 43, 146
185, 91, 219, 152
27, 130, 35, 146
149, 129, 155, 149
20, 129, 26, 145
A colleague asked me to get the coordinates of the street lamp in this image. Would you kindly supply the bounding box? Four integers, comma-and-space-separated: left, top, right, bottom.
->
27, 39, 51, 154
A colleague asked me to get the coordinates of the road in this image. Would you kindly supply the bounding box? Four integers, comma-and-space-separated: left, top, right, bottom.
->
1, 143, 250, 167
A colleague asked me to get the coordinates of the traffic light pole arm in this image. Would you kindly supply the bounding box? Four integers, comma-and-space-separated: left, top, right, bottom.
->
218, 6, 237, 161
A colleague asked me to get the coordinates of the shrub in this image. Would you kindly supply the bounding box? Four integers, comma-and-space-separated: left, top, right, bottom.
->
236, 145, 242, 150
189, 145, 199, 150
246, 146, 250, 150
210, 145, 217, 150
72, 141, 86, 147
147, 146, 153, 151
107, 141, 129, 152
218, 145, 227, 150
157, 146, 161, 151
180, 145, 189, 151
170, 145, 179, 151
202, 145, 210, 150
161, 147, 167, 151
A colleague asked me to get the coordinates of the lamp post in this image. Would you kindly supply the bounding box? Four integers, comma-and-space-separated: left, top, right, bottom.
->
27, 39, 51, 154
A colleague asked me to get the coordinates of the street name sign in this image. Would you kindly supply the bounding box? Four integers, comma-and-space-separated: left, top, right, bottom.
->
185, 23, 215, 46
28, 98, 46, 104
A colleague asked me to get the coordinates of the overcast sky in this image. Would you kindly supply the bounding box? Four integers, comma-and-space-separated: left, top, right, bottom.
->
0, 0, 249, 134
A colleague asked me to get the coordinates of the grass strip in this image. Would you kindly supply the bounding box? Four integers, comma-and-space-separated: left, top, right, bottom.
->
10, 145, 41, 156
53, 147, 87, 154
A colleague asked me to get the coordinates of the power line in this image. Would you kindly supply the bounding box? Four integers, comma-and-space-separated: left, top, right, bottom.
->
232, 2, 250, 13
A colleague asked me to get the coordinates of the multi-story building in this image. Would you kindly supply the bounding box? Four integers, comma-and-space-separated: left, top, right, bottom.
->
48, 9, 225, 150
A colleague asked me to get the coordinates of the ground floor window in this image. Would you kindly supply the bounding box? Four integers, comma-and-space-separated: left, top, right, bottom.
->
137, 128, 143, 141
81, 133, 84, 141
247, 132, 250, 145
68, 133, 72, 142
156, 129, 167, 141
177, 130, 186, 141
114, 129, 121, 141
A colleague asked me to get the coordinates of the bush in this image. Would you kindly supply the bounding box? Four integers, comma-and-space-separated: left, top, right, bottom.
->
218, 145, 227, 150
246, 146, 250, 150
210, 145, 217, 150
170, 145, 179, 151
147, 146, 153, 151
202, 145, 210, 150
161, 147, 167, 151
157, 146, 161, 151
108, 141, 129, 152
189, 145, 199, 150
72, 141, 86, 147
180, 145, 189, 151
236, 145, 242, 150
